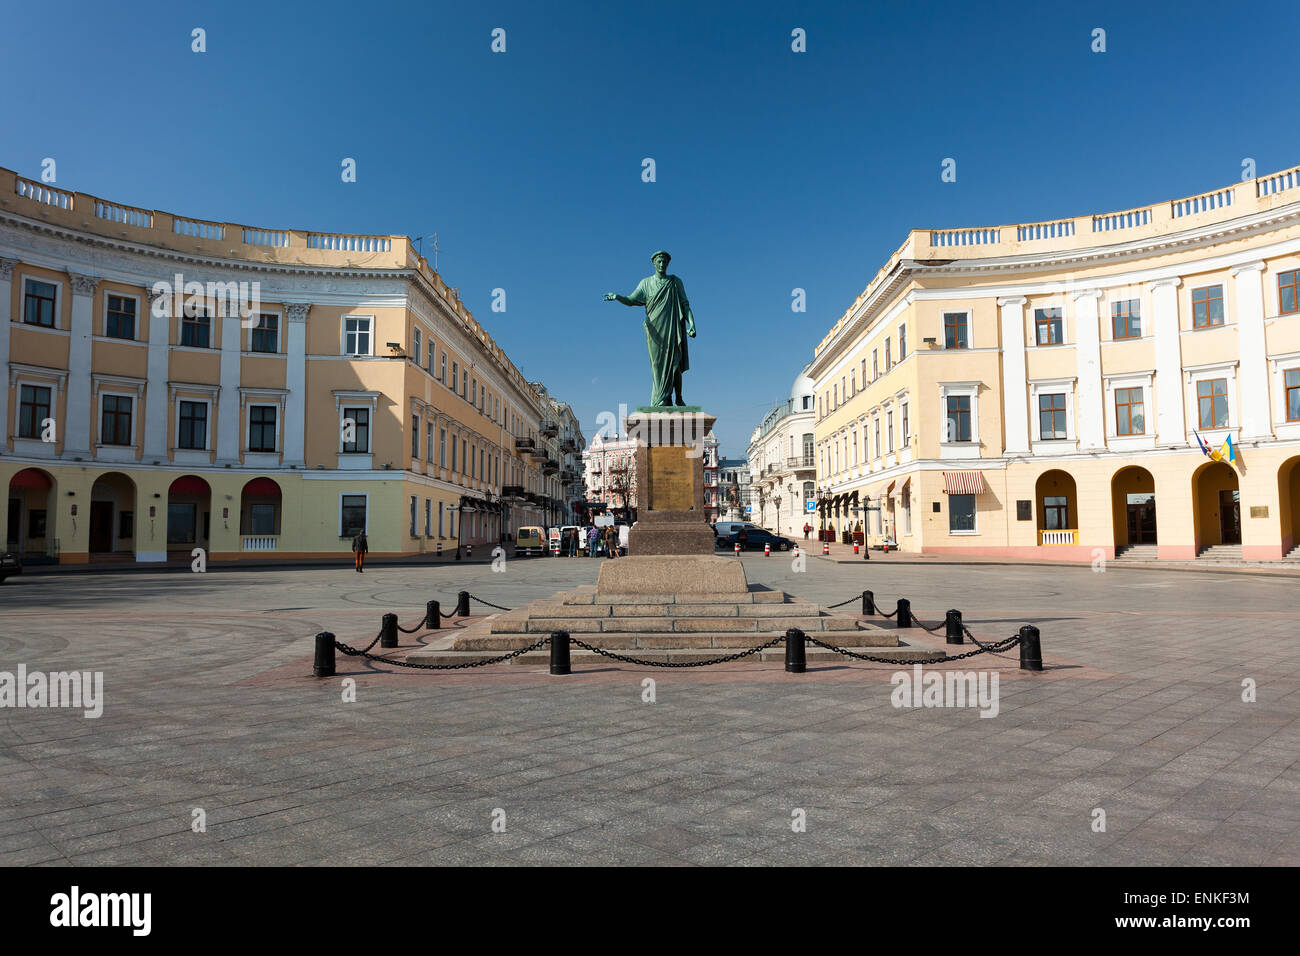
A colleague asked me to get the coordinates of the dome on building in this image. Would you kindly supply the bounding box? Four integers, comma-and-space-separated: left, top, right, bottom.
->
790, 364, 815, 408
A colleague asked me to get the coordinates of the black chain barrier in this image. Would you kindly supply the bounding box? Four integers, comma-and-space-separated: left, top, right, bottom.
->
803, 632, 1022, 665
396, 619, 425, 634
567, 635, 785, 668
470, 595, 514, 612
907, 613, 947, 634
823, 596, 858, 610
335, 635, 549, 669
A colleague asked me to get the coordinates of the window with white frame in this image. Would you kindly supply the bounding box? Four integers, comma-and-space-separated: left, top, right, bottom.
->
1029, 379, 1076, 445
248, 405, 278, 452
178, 401, 208, 450
341, 495, 367, 536
1185, 363, 1238, 434
100, 394, 133, 445
250, 313, 279, 353
413, 327, 422, 365
425, 498, 433, 535
341, 406, 370, 453
940, 383, 980, 446
411, 414, 420, 458
105, 294, 137, 340
18, 384, 52, 439
343, 316, 372, 355
23, 278, 59, 328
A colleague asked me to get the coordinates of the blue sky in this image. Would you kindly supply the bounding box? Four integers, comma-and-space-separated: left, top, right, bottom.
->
2, 0, 1298, 456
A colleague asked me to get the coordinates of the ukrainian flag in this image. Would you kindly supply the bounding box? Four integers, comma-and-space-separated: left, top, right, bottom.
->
1217, 433, 1238, 466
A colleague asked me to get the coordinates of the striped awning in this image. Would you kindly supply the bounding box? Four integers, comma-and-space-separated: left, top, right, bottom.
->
943, 471, 988, 494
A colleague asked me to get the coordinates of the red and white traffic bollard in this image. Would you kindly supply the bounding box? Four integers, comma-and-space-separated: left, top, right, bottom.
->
436, 542, 443, 557
823, 542, 830, 555
466, 543, 472, 559
793, 545, 800, 557
764, 542, 771, 557
734, 541, 740, 555
853, 542, 859, 555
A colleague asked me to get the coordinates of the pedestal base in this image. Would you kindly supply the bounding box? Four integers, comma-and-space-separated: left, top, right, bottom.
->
596, 554, 748, 595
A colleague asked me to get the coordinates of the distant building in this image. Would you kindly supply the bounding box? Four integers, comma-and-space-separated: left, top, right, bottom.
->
747, 366, 817, 536
582, 433, 639, 518
718, 458, 750, 521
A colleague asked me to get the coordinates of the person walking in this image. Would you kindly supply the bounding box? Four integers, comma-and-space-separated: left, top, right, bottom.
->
737, 526, 749, 552
803, 522, 812, 540
605, 526, 618, 559
618, 522, 630, 556
351, 530, 368, 572
587, 525, 599, 558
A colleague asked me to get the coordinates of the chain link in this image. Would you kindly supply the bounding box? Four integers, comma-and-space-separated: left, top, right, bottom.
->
907, 612, 947, 634
334, 636, 549, 669
802, 632, 1021, 665
823, 596, 858, 610
470, 595, 514, 612
396, 619, 426, 634
567, 635, 784, 668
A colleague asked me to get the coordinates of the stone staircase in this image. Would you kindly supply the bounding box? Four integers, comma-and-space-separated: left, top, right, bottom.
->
1113, 544, 1159, 562
407, 585, 945, 666
1196, 544, 1244, 561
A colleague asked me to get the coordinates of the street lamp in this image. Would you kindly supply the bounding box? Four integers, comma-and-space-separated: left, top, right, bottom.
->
851, 499, 882, 560
455, 496, 478, 560
773, 494, 782, 535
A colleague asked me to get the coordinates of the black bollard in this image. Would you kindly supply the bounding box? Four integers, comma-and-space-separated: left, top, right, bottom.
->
456, 590, 471, 616
550, 631, 571, 675
784, 628, 806, 674
426, 600, 441, 630
896, 598, 911, 628
946, 609, 964, 645
380, 612, 398, 648
314, 632, 336, 677
1019, 625, 1043, 671
862, 589, 875, 616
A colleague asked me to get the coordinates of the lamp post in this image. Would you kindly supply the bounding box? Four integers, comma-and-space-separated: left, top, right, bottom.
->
772, 494, 782, 534
455, 496, 478, 560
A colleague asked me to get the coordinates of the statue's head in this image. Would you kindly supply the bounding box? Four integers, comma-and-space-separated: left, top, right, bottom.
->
651, 250, 670, 275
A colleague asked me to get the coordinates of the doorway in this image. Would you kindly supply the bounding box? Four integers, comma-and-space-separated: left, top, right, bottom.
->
1126, 494, 1157, 544
1218, 489, 1241, 544
89, 501, 114, 553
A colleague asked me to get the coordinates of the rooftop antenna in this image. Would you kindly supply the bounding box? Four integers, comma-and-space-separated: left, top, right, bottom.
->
413, 232, 440, 271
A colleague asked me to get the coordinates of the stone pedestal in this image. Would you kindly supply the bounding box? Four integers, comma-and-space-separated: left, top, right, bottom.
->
624, 408, 715, 556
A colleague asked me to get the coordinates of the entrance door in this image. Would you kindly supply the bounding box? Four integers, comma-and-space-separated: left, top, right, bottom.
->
6, 498, 18, 551
89, 501, 114, 552
1218, 489, 1241, 544
1126, 495, 1157, 544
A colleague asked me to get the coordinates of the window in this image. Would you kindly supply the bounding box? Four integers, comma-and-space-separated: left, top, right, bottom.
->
425, 499, 433, 536
850, 369, 856, 395
1197, 378, 1229, 429
101, 395, 132, 445
451, 360, 459, 391
245, 503, 276, 535
341, 495, 367, 536
832, 384, 838, 407
29, 509, 48, 537
1115, 387, 1145, 435
344, 316, 372, 354
1287, 369, 1300, 422
872, 350, 879, 380
23, 279, 57, 327
885, 339, 891, 371
946, 395, 971, 442
860, 358, 866, 384
1112, 299, 1141, 339
1038, 394, 1067, 440
948, 494, 976, 532
342, 407, 369, 453
461, 438, 468, 473
944, 312, 968, 349
471, 445, 477, 479
251, 314, 278, 353
249, 405, 277, 452
471, 378, 477, 405
440, 352, 447, 382
178, 401, 207, 450
901, 403, 909, 446
426, 422, 434, 461
438, 502, 445, 537
181, 309, 211, 348
413, 327, 422, 364
106, 295, 136, 339
119, 511, 135, 538
411, 415, 420, 458
898, 324, 906, 360
1042, 496, 1068, 530
1034, 308, 1063, 345
450, 435, 457, 472
462, 371, 468, 397
18, 385, 51, 439
410, 496, 418, 536
1280, 270, 1300, 315
1192, 285, 1224, 329
887, 410, 894, 452
427, 339, 435, 372
873, 418, 881, 458
439, 428, 447, 467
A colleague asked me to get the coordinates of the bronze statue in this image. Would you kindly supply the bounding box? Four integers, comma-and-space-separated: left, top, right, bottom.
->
605, 250, 697, 406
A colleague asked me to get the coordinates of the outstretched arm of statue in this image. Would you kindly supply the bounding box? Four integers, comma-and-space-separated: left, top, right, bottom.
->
604, 293, 638, 305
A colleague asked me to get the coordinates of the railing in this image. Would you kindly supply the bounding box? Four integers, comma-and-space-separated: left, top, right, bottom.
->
1257, 166, 1300, 198
242, 228, 289, 247
306, 233, 392, 252
1016, 220, 1074, 241
173, 217, 225, 240
786, 455, 815, 469
1171, 188, 1232, 219
1039, 529, 1077, 546
15, 176, 73, 209
514, 436, 535, 451
242, 535, 279, 551
95, 200, 152, 228
539, 420, 558, 436
1092, 206, 1150, 233
930, 228, 1000, 247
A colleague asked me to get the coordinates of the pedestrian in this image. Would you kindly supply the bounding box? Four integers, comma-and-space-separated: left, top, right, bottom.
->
351, 529, 368, 572
618, 522, 630, 556
803, 522, 812, 540
737, 526, 749, 551
605, 525, 618, 559
587, 525, 599, 558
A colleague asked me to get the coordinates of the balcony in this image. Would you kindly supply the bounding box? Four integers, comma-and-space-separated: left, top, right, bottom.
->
241, 535, 278, 552
501, 485, 526, 500
1039, 529, 1077, 546
515, 436, 535, 451
540, 420, 558, 437
560, 468, 577, 482
529, 447, 548, 462
787, 455, 815, 471
559, 438, 576, 453
542, 459, 559, 475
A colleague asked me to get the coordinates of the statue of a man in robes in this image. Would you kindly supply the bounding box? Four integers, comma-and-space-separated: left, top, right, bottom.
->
605, 250, 697, 407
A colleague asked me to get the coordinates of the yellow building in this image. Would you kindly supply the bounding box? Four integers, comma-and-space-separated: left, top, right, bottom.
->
0, 167, 581, 564
812, 165, 1300, 562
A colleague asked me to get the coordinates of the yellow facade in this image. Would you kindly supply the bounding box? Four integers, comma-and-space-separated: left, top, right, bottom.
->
1, 168, 581, 564
812, 166, 1300, 561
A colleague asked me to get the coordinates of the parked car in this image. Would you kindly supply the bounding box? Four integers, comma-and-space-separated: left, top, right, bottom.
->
0, 551, 22, 584
718, 528, 793, 552
515, 526, 547, 556
713, 520, 759, 539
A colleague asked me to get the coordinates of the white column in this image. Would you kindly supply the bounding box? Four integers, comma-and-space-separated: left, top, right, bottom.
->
1073, 288, 1105, 450
143, 284, 170, 459
1148, 278, 1184, 443
998, 295, 1029, 454
284, 303, 309, 466
65, 273, 99, 456
215, 304, 242, 464
1232, 262, 1270, 439
0, 258, 16, 440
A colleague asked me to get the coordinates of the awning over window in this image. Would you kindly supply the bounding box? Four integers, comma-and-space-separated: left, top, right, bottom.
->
169, 475, 210, 495
242, 477, 281, 496
9, 468, 52, 489
943, 471, 988, 494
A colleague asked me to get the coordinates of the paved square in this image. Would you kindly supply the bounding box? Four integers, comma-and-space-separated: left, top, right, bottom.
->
1, 556, 1297, 866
